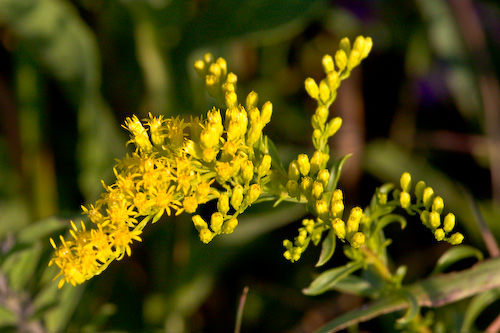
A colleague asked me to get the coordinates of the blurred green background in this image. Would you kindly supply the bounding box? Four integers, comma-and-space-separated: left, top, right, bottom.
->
0, 0, 500, 331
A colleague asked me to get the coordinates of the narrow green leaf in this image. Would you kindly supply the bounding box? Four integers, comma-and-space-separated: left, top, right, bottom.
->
432, 245, 483, 275
1, 245, 41, 292
17, 217, 65, 243
317, 256, 500, 332
316, 229, 336, 267
396, 289, 420, 324
44, 283, 84, 333
373, 214, 407, 235
303, 261, 363, 296
330, 275, 376, 297
265, 136, 286, 175
460, 287, 500, 333
326, 154, 351, 192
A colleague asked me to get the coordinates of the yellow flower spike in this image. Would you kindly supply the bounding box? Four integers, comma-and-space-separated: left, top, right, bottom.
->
322, 54, 335, 73
400, 172, 412, 192
429, 211, 441, 229
350, 232, 365, 248
304, 78, 319, 100
434, 228, 445, 241
260, 101, 273, 126
332, 218, 346, 240
192, 215, 208, 231
297, 154, 311, 176
246, 91, 258, 109
318, 80, 330, 104
222, 217, 238, 234
335, 49, 348, 72
432, 196, 444, 214
443, 213, 455, 233
449, 232, 464, 245
210, 212, 224, 233
231, 185, 244, 210
399, 191, 411, 209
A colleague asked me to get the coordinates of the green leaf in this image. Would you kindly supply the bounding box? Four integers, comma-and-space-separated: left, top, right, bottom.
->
431, 245, 483, 275
264, 136, 286, 176
0, 306, 16, 327
17, 217, 65, 243
460, 287, 500, 333
1, 245, 41, 292
330, 275, 376, 297
317, 256, 500, 332
43, 283, 85, 333
316, 229, 336, 267
373, 214, 407, 235
303, 261, 364, 296
326, 154, 351, 192
396, 289, 420, 324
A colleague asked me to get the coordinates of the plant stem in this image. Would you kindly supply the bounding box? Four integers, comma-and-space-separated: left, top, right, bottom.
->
359, 245, 393, 283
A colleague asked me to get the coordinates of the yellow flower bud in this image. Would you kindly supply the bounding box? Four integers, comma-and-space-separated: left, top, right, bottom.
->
332, 189, 343, 201
246, 184, 261, 204
312, 181, 324, 199
217, 193, 230, 215
183, 196, 198, 214
310, 150, 329, 175
199, 228, 214, 244
258, 154, 272, 177
400, 172, 412, 192
300, 177, 313, 197
305, 78, 319, 100
423, 187, 434, 209
241, 160, 254, 184
210, 212, 224, 233
335, 49, 347, 72
261, 101, 273, 126
283, 250, 292, 260
377, 192, 387, 205
434, 228, 445, 241
246, 91, 258, 109
226, 72, 237, 84
432, 196, 444, 214
420, 211, 430, 227
415, 180, 426, 201
315, 199, 329, 217
225, 91, 238, 108
443, 213, 455, 232
339, 37, 351, 54
322, 54, 335, 73
330, 200, 344, 218
399, 191, 411, 209
350, 232, 365, 248
288, 160, 300, 181
209, 63, 221, 78
222, 217, 238, 234
360, 37, 373, 59
204, 53, 214, 64
353, 36, 365, 54
449, 232, 464, 245
194, 59, 205, 76
326, 71, 339, 91
231, 185, 244, 210
297, 154, 310, 176
347, 207, 363, 235
216, 57, 227, 76
216, 162, 233, 183
319, 80, 330, 104
192, 215, 208, 231
286, 180, 300, 197
317, 169, 330, 187
302, 219, 315, 233
333, 218, 346, 240
347, 49, 360, 70
429, 211, 441, 229
325, 117, 342, 138
315, 106, 329, 126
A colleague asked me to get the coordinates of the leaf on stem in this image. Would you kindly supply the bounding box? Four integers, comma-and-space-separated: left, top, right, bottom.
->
316, 229, 336, 267
303, 261, 364, 296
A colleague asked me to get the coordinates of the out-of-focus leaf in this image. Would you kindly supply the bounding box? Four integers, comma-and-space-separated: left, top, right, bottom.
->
460, 287, 500, 333
326, 154, 351, 192
317, 256, 500, 332
431, 245, 483, 275
316, 229, 336, 267
43, 283, 84, 333
303, 261, 364, 296
0, 0, 124, 200
1, 245, 41, 292
329, 275, 376, 297
396, 289, 420, 324
17, 217, 65, 243
0, 306, 16, 327
182, 0, 327, 48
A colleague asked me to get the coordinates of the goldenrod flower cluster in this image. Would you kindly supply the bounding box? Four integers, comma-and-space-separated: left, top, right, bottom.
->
398, 172, 464, 244
49, 54, 274, 288
283, 36, 373, 262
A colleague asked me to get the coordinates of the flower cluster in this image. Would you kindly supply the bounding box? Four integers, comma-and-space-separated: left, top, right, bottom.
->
49, 54, 274, 287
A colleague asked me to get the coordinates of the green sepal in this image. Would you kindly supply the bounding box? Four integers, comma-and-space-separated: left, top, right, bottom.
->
316, 229, 336, 267
431, 245, 483, 275
326, 154, 351, 192
303, 261, 364, 296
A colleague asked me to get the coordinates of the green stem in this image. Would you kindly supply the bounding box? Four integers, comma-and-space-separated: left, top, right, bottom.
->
359, 245, 394, 283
